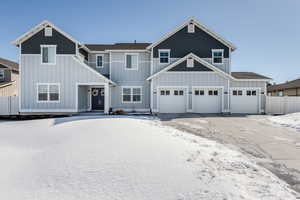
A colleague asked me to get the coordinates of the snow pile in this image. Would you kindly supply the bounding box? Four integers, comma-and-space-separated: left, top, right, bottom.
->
269, 112, 300, 132
0, 116, 298, 200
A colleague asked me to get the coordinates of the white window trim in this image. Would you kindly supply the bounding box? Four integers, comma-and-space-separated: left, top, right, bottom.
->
125, 53, 139, 70
158, 49, 170, 65
96, 54, 104, 68
212, 49, 224, 65
0, 69, 4, 80
41, 45, 57, 65
121, 86, 142, 103
37, 83, 60, 103
44, 27, 53, 37
188, 23, 195, 33
187, 58, 194, 68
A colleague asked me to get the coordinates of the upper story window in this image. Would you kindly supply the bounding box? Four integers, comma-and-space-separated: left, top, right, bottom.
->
125, 53, 138, 70
37, 83, 60, 102
96, 55, 103, 68
212, 49, 224, 64
188, 23, 195, 33
44, 27, 53, 37
187, 57, 194, 68
159, 49, 170, 64
41, 45, 56, 65
0, 69, 4, 80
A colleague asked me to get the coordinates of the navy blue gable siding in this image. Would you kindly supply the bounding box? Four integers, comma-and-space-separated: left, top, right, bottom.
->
21, 28, 76, 54
153, 25, 229, 58
168, 60, 213, 72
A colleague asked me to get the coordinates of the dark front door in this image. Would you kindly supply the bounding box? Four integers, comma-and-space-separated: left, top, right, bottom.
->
91, 88, 105, 110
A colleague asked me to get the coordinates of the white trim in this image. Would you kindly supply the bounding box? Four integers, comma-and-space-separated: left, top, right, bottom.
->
19, 43, 22, 112
124, 53, 139, 70
112, 108, 150, 112
121, 86, 142, 103
150, 80, 153, 111
40, 45, 57, 65
156, 86, 189, 113
44, 27, 52, 37
147, 53, 233, 81
158, 49, 170, 65
212, 49, 224, 65
147, 18, 236, 51
36, 83, 60, 103
233, 79, 272, 82
20, 109, 77, 113
96, 54, 104, 68
105, 50, 149, 53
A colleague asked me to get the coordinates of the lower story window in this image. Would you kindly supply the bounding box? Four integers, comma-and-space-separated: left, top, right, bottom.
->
122, 87, 142, 103
37, 83, 60, 102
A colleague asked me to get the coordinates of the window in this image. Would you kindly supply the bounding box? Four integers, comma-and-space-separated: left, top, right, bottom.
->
41, 45, 56, 64
179, 90, 184, 96
0, 70, 4, 80
166, 90, 170, 96
159, 50, 170, 64
37, 84, 60, 102
188, 23, 195, 33
174, 90, 179, 96
125, 54, 138, 70
160, 90, 170, 96
247, 90, 257, 96
212, 49, 223, 64
233, 90, 243, 96
96, 55, 103, 68
187, 58, 194, 68
278, 91, 283, 96
44, 27, 53, 37
122, 87, 142, 103
208, 90, 219, 96
238, 90, 243, 96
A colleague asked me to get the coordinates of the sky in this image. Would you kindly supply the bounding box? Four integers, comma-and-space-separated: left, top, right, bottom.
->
1, 0, 299, 83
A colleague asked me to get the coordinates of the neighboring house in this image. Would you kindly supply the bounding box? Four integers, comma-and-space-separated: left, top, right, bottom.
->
0, 57, 19, 96
12, 19, 271, 114
267, 78, 300, 96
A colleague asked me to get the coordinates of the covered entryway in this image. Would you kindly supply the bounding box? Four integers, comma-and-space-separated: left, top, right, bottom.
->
230, 88, 260, 113
91, 88, 105, 111
158, 87, 187, 113
192, 87, 222, 113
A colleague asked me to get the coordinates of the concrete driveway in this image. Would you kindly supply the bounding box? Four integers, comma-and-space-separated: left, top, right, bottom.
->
158, 113, 300, 192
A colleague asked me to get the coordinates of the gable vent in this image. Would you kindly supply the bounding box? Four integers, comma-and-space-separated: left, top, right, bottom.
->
45, 27, 53, 37
188, 23, 195, 33
187, 58, 194, 68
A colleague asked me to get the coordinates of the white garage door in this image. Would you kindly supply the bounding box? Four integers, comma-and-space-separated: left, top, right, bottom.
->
230, 88, 259, 113
192, 88, 222, 113
158, 88, 186, 113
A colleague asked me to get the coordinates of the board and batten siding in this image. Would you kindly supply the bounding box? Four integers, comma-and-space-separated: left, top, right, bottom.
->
152, 72, 229, 111
20, 55, 108, 112
110, 52, 151, 110
88, 53, 110, 76
230, 80, 267, 111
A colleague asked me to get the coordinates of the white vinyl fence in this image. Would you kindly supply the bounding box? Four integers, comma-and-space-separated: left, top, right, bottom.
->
266, 96, 300, 115
0, 96, 19, 115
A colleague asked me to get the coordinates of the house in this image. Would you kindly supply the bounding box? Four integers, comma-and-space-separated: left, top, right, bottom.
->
267, 78, 300, 96
12, 18, 271, 114
0, 57, 19, 96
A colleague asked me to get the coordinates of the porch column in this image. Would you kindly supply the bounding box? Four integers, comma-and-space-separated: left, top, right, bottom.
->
104, 83, 109, 114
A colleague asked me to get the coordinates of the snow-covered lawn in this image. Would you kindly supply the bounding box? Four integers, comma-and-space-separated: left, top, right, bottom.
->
268, 112, 300, 132
0, 116, 298, 200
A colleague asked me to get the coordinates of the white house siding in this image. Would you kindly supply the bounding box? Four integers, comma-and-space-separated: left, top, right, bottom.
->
110, 52, 151, 110
152, 72, 229, 111
78, 86, 89, 111
20, 55, 109, 112
152, 58, 230, 74
230, 80, 267, 111
88, 53, 110, 76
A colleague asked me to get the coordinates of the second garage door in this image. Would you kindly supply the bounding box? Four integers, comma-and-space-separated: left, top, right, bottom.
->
230, 88, 259, 113
192, 88, 222, 113
158, 88, 187, 113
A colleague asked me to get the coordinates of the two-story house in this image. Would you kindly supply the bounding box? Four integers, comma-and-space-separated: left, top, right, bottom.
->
12, 19, 271, 114
0, 57, 19, 96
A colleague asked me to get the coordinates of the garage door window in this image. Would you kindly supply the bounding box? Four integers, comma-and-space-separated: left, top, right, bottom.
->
232, 90, 243, 96
174, 90, 184, 96
194, 90, 205, 96
247, 90, 257, 96
208, 90, 218, 96
160, 90, 170, 96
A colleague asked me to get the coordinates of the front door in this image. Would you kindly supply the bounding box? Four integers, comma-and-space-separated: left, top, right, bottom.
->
91, 88, 105, 110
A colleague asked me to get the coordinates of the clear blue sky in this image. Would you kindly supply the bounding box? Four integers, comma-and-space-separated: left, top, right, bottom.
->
1, 0, 299, 83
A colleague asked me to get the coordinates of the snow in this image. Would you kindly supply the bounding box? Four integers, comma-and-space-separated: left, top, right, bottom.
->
268, 112, 300, 132
0, 116, 298, 200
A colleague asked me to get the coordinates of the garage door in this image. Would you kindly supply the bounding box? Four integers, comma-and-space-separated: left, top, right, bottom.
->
192, 88, 222, 113
158, 88, 186, 113
230, 88, 259, 113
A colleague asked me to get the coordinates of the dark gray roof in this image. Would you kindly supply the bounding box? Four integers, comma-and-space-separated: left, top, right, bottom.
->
268, 78, 300, 91
0, 57, 19, 72
85, 43, 151, 51
231, 72, 271, 80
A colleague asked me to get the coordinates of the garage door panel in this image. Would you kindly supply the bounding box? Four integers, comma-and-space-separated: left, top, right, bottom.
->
230, 89, 259, 113
192, 88, 222, 113
159, 88, 187, 113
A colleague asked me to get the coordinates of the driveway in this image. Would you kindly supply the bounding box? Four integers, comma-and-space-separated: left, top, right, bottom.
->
0, 115, 298, 199
159, 114, 300, 192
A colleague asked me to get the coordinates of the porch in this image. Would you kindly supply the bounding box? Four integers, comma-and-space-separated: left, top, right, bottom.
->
76, 83, 110, 114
